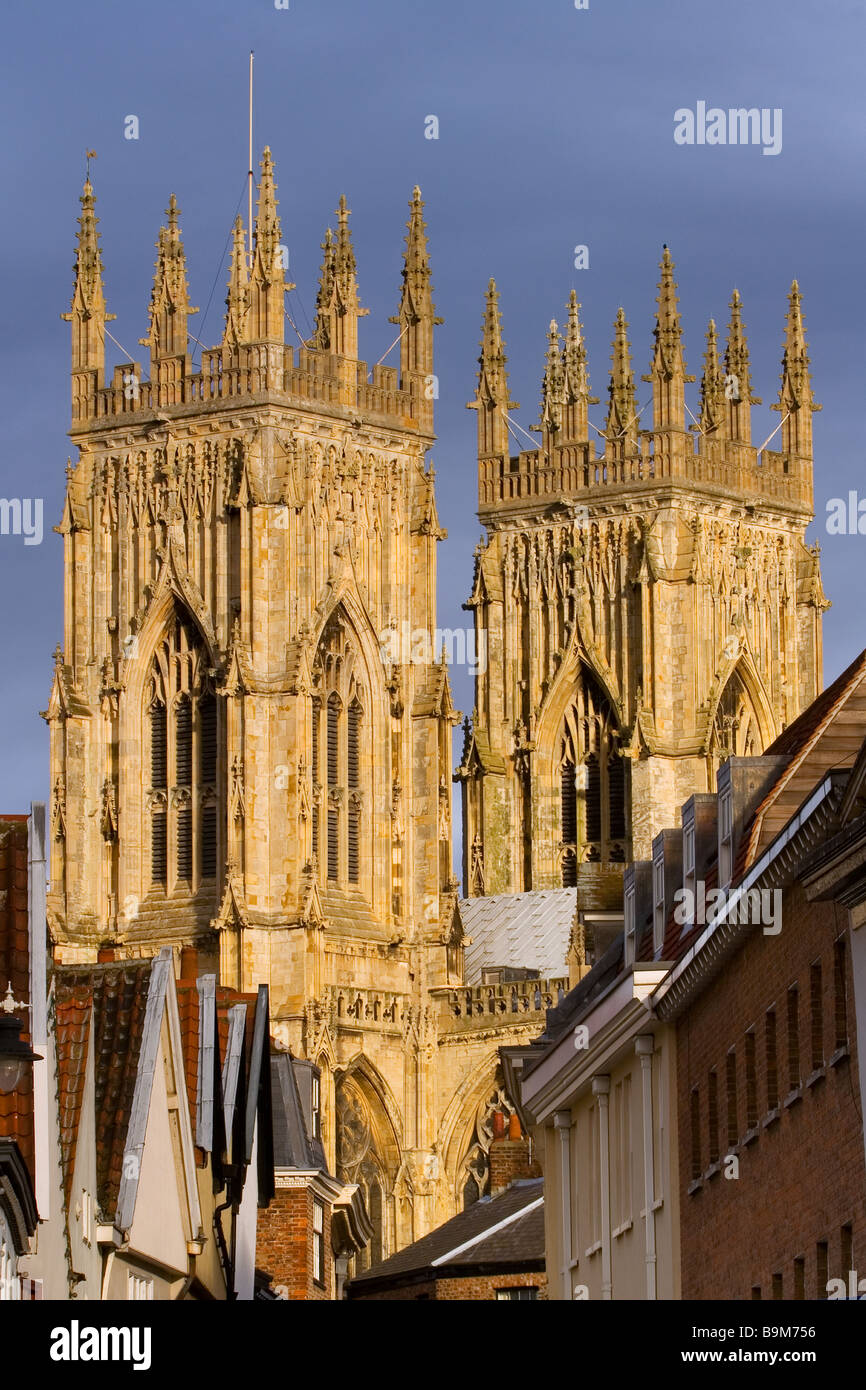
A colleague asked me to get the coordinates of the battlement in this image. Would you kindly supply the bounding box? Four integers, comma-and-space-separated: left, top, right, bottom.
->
471, 257, 819, 524
478, 438, 813, 518
433, 977, 568, 1035
73, 349, 417, 431
64, 152, 438, 439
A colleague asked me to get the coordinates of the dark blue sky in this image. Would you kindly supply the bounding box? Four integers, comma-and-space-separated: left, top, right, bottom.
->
1, 0, 863, 822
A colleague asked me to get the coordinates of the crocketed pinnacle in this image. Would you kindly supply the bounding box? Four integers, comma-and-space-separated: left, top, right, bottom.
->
251, 147, 283, 287
312, 227, 336, 349
562, 291, 593, 404
724, 289, 760, 408
535, 319, 564, 432
698, 319, 725, 434
606, 308, 638, 442
334, 195, 366, 317
223, 215, 250, 349
144, 195, 198, 358
474, 278, 515, 408
67, 177, 107, 319
392, 185, 441, 328
649, 245, 689, 382
61, 175, 115, 370
777, 280, 814, 410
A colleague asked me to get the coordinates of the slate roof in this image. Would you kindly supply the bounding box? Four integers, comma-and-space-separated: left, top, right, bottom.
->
735, 647, 866, 877
349, 1178, 544, 1289
270, 1053, 326, 1171
460, 889, 576, 983
54, 960, 153, 1219
0, 817, 34, 1183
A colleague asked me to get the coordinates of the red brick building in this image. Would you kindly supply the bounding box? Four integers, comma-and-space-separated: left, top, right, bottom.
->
654, 652, 866, 1299
255, 1053, 371, 1299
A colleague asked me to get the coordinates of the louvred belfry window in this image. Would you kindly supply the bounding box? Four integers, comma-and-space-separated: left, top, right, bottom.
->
310, 613, 369, 894
559, 671, 629, 883
146, 613, 220, 894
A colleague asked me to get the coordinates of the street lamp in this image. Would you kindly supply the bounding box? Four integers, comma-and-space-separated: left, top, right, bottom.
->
0, 985, 42, 1095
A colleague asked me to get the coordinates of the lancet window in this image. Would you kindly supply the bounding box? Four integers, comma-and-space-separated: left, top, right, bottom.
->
147, 613, 218, 893
559, 674, 627, 882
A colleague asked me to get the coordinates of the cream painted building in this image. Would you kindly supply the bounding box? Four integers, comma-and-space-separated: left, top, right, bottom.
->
515, 959, 679, 1301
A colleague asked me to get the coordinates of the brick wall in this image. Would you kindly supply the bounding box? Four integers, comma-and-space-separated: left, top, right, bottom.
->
255, 1183, 334, 1300
351, 1271, 547, 1300
488, 1138, 542, 1194
678, 881, 866, 1299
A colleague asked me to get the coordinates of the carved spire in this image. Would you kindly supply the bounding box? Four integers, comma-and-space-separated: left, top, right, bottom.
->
390, 186, 441, 420
606, 308, 639, 455
248, 147, 293, 343
467, 279, 518, 458
142, 195, 198, 367
331, 195, 368, 358
723, 289, 760, 443
311, 227, 336, 350
697, 319, 726, 440
61, 176, 115, 385
643, 245, 693, 433
534, 319, 564, 441
561, 290, 597, 443
774, 280, 821, 459
223, 215, 250, 350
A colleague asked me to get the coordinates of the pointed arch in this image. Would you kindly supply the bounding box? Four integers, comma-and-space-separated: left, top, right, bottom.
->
438, 1057, 517, 1213
117, 586, 223, 916
704, 652, 777, 764
536, 646, 629, 880
335, 1054, 404, 1271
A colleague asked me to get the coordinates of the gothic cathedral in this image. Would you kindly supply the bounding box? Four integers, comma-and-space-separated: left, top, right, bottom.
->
46, 153, 826, 1262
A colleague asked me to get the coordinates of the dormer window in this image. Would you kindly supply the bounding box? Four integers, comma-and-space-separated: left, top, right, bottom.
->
719, 785, 733, 888
653, 849, 666, 956
682, 818, 696, 929
624, 874, 636, 967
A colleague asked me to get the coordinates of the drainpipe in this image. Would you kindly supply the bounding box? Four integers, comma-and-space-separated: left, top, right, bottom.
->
213, 1198, 235, 1300
553, 1111, 573, 1300
636, 1035, 658, 1301
592, 1076, 612, 1300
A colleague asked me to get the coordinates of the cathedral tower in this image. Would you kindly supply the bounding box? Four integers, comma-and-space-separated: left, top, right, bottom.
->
47, 159, 465, 1255
456, 251, 827, 902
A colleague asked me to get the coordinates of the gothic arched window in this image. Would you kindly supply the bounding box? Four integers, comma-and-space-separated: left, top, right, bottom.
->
709, 668, 761, 765
311, 614, 369, 893
559, 672, 628, 880
147, 613, 219, 894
